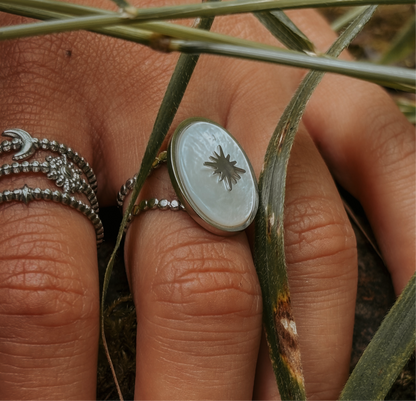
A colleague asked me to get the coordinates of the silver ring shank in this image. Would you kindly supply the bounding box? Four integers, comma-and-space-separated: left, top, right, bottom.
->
0, 186, 104, 244
116, 151, 185, 234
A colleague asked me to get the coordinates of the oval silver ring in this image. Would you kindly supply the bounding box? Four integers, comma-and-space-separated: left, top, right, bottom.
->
168, 118, 259, 236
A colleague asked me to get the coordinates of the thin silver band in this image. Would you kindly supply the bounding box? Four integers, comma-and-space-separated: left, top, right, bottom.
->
116, 151, 167, 208
0, 185, 104, 243
0, 158, 99, 213
116, 151, 185, 233
123, 197, 185, 233
0, 129, 103, 246
0, 132, 98, 192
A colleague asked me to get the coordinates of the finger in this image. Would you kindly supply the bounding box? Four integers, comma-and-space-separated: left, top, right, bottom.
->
127, 198, 262, 399
304, 77, 415, 295
286, 9, 415, 294
0, 26, 101, 399
253, 333, 281, 400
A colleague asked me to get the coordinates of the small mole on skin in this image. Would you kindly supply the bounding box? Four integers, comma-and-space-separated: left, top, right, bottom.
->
65, 50, 72, 58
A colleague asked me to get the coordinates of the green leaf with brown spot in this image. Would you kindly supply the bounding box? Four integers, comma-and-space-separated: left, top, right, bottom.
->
254, 6, 378, 399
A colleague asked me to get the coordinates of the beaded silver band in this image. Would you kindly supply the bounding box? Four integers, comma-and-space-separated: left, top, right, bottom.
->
116, 151, 168, 208
0, 156, 99, 213
0, 129, 103, 246
0, 129, 98, 192
116, 151, 185, 233
0, 185, 104, 243
124, 197, 185, 233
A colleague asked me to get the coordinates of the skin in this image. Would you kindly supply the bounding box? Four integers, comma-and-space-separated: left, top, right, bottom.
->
0, 1, 414, 399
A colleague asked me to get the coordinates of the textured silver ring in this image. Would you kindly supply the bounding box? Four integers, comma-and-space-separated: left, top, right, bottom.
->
117, 118, 259, 236
0, 129, 103, 246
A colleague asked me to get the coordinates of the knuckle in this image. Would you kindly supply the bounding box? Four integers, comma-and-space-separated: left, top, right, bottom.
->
0, 207, 97, 328
0, 17, 180, 131
0, 29, 84, 123
146, 224, 262, 323
284, 194, 357, 275
363, 96, 415, 175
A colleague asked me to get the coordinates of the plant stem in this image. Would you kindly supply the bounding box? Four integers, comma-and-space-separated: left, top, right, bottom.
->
170, 40, 416, 90
100, 2, 219, 400
1, 0, 414, 22
0, 3, 311, 51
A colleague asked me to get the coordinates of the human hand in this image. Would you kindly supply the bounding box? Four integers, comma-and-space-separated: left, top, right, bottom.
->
0, 1, 413, 399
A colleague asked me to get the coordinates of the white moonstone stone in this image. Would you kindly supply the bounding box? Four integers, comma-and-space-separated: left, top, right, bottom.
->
169, 119, 258, 235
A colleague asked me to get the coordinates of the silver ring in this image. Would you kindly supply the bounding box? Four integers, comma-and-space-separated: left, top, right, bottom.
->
118, 118, 259, 236
0, 129, 103, 246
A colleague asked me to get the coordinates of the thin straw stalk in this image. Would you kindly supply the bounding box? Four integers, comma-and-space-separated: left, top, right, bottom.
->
331, 6, 369, 32
171, 40, 416, 91
0, 0, 416, 91
0, 2, 313, 51
100, 4, 218, 400
1, 0, 414, 21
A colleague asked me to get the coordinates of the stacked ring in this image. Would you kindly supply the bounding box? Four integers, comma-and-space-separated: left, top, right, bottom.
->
0, 128, 103, 246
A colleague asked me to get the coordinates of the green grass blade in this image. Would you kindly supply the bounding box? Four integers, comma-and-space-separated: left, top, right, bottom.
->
254, 6, 377, 399
0, 4, 156, 45
0, 1, 322, 52
171, 40, 416, 91
1, 0, 414, 23
0, 7, 416, 92
378, 15, 416, 65
0, 0, 416, 92
331, 6, 369, 32
3, 3, 412, 92
0, 3, 312, 51
100, 5, 218, 399
255, 10, 316, 53
340, 273, 416, 400
0, 13, 132, 39
101, 53, 200, 401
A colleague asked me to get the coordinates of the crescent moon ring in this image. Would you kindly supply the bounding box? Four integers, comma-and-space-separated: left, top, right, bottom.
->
2, 128, 38, 161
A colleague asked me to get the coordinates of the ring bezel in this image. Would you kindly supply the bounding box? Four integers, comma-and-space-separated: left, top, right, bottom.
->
168, 117, 259, 236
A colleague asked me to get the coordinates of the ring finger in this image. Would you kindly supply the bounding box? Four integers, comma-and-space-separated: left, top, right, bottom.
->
0, 30, 102, 399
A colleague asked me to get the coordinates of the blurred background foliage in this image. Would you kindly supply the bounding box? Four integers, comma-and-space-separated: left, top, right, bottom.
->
323, 5, 416, 124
